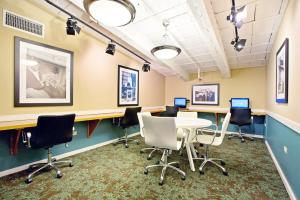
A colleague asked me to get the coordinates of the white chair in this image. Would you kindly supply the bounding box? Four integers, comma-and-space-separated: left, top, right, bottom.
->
137, 112, 162, 160
193, 113, 231, 175
142, 116, 186, 185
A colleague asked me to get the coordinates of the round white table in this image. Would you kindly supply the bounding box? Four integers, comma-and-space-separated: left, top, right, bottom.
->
175, 117, 212, 171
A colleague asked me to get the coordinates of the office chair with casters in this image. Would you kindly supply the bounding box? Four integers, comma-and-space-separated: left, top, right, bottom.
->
22, 114, 76, 184
137, 112, 163, 160
193, 113, 231, 175
229, 108, 254, 142
142, 116, 186, 185
159, 106, 179, 117
114, 107, 141, 148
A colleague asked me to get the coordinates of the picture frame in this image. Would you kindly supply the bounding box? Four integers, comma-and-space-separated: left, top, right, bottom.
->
117, 65, 139, 106
14, 36, 73, 106
192, 84, 220, 106
276, 38, 289, 103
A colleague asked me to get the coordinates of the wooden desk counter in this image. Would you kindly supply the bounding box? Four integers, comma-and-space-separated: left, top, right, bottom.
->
0, 108, 164, 155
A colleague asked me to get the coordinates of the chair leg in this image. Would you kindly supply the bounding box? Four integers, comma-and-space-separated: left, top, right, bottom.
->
144, 149, 186, 185
228, 126, 254, 142
114, 128, 139, 148
25, 148, 73, 184
197, 145, 228, 176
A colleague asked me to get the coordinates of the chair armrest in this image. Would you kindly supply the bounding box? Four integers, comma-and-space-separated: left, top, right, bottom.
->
196, 124, 218, 145
22, 131, 32, 148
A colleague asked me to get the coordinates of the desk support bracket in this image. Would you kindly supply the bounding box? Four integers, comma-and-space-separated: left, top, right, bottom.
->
10, 129, 22, 155
87, 120, 101, 138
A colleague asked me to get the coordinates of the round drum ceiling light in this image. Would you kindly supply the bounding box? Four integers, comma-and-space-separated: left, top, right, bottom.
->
83, 0, 136, 27
151, 20, 181, 60
151, 45, 181, 60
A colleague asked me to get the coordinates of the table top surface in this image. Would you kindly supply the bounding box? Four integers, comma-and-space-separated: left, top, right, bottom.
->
175, 117, 212, 128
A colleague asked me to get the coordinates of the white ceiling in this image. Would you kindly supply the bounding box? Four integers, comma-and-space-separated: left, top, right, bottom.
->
51, 0, 287, 78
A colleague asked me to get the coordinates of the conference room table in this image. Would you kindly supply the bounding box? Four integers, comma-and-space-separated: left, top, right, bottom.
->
175, 117, 212, 171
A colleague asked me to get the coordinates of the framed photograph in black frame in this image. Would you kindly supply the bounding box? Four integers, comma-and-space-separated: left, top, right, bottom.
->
276, 38, 289, 103
192, 83, 220, 106
14, 36, 73, 106
117, 65, 139, 106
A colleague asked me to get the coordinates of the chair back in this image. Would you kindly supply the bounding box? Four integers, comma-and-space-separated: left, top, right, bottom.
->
177, 111, 197, 119
230, 108, 252, 126
121, 107, 142, 128
220, 113, 231, 141
137, 112, 151, 137
160, 106, 179, 117
142, 116, 178, 150
31, 114, 76, 149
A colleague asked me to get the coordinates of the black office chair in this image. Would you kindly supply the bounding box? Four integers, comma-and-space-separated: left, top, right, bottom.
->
114, 107, 141, 148
159, 106, 179, 117
229, 108, 254, 142
22, 114, 76, 184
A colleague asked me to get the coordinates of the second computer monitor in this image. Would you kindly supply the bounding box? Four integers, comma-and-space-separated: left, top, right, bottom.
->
230, 98, 249, 109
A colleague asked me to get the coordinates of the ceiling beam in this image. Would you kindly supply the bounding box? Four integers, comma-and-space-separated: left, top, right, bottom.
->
186, 0, 231, 78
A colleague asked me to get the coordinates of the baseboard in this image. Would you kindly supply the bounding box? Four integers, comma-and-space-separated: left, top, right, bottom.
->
0, 132, 140, 178
265, 141, 296, 200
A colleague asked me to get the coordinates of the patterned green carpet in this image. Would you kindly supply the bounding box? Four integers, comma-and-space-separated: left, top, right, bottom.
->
0, 136, 289, 200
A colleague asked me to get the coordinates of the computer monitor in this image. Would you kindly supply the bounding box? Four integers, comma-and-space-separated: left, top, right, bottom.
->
174, 97, 187, 108
230, 98, 249, 109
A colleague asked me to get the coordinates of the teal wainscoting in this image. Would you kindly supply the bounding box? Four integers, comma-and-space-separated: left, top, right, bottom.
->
265, 115, 300, 199
0, 119, 139, 173
198, 112, 265, 136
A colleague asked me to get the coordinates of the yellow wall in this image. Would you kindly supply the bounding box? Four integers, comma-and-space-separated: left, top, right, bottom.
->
165, 67, 266, 109
266, 0, 300, 123
0, 0, 165, 115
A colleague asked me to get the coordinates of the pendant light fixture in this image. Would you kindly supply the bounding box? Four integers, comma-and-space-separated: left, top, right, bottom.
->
83, 0, 136, 27
151, 20, 181, 60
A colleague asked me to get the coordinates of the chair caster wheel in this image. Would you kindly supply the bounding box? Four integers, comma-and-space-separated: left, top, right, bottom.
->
144, 170, 148, 175
223, 171, 228, 176
140, 150, 144, 154
159, 181, 164, 186
136, 142, 139, 145
125, 144, 129, 148
181, 176, 186, 180
241, 139, 245, 143
221, 161, 226, 166
200, 155, 205, 158
25, 178, 32, 184
147, 157, 152, 160
52, 158, 57, 162
113, 143, 117, 146
69, 163, 74, 167
56, 172, 63, 179
199, 171, 204, 175
228, 137, 231, 140
155, 161, 160, 165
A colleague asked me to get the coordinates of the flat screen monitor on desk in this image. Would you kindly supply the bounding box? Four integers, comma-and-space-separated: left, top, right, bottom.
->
230, 98, 249, 109
174, 97, 187, 108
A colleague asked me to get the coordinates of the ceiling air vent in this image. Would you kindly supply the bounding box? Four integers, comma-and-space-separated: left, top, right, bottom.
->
3, 10, 44, 37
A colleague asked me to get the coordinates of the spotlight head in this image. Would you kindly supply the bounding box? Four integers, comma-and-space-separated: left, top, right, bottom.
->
142, 62, 151, 72
105, 42, 116, 55
66, 18, 80, 35
233, 38, 246, 52
227, 5, 247, 29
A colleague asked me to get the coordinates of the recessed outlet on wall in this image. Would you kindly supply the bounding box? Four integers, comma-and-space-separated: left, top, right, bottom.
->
283, 146, 288, 154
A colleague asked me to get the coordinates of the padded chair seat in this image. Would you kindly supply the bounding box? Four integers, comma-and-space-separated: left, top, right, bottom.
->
177, 128, 187, 139
193, 134, 223, 146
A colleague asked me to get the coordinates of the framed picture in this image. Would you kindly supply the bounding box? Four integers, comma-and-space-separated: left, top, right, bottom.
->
14, 36, 73, 106
192, 84, 219, 105
276, 38, 289, 103
118, 65, 139, 106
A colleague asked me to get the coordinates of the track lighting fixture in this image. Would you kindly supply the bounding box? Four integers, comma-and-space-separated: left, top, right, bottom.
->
231, 37, 246, 52
227, 1, 247, 29
105, 41, 116, 55
142, 62, 151, 72
66, 17, 81, 35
